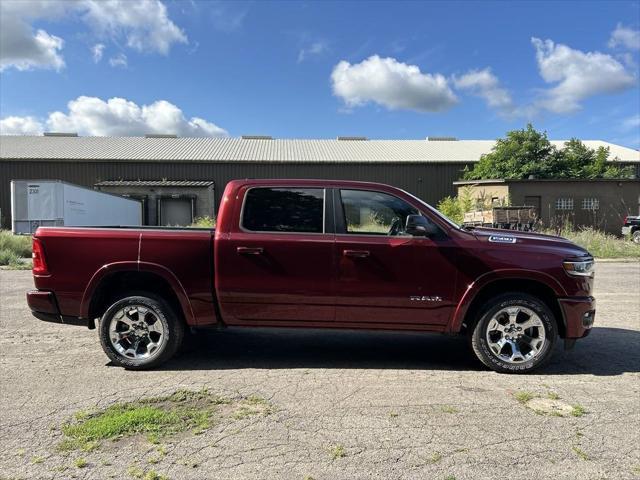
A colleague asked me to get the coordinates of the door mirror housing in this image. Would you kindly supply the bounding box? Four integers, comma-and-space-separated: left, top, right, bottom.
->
406, 214, 439, 237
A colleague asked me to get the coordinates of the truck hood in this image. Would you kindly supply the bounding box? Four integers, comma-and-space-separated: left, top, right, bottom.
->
469, 227, 591, 258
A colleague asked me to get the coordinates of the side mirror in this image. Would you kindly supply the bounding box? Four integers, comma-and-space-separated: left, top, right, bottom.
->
406, 214, 439, 237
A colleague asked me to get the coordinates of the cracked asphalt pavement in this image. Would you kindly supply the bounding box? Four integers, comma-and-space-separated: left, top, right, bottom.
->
1, 262, 639, 479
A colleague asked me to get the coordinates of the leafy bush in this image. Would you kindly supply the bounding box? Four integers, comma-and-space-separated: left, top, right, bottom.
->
190, 216, 216, 228
436, 187, 477, 225
0, 231, 32, 267
436, 196, 463, 225
0, 230, 32, 257
0, 249, 20, 266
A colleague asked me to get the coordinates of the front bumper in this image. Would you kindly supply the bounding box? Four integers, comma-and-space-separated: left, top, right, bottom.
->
558, 296, 596, 339
26, 290, 87, 326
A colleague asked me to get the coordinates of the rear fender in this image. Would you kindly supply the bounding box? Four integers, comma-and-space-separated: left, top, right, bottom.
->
80, 261, 195, 324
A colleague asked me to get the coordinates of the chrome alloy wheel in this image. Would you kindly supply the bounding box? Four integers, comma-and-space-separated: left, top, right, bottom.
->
108, 305, 165, 360
485, 306, 546, 364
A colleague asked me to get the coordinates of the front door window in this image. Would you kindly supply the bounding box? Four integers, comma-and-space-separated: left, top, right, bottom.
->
339, 189, 418, 236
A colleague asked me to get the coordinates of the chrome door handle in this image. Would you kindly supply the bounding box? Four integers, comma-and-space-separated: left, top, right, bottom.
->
343, 249, 370, 258
237, 247, 264, 255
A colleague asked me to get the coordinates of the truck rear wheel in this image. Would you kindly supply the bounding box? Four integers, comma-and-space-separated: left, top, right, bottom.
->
98, 294, 184, 370
470, 293, 557, 373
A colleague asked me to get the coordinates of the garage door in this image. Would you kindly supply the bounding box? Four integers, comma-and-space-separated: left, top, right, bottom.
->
159, 198, 192, 226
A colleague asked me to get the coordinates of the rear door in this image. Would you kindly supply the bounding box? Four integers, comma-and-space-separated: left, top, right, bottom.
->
334, 188, 457, 327
215, 185, 335, 326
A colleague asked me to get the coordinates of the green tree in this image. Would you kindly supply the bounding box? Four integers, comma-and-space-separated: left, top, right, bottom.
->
464, 125, 633, 180
558, 138, 594, 178
464, 124, 557, 180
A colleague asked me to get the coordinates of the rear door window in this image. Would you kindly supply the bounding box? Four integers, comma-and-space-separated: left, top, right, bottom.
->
242, 187, 325, 233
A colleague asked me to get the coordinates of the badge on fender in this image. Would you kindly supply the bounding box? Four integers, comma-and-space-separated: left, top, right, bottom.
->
488, 235, 517, 244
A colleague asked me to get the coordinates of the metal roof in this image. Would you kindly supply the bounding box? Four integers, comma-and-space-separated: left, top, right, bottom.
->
95, 180, 214, 187
1, 136, 638, 163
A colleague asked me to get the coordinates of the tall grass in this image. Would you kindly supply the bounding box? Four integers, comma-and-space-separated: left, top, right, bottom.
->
0, 230, 32, 267
543, 226, 640, 259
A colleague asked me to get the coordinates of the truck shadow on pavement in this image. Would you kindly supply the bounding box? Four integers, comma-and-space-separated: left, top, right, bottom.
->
148, 326, 640, 376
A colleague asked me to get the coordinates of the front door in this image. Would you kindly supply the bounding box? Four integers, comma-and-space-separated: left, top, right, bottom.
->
334, 188, 457, 327
216, 186, 335, 326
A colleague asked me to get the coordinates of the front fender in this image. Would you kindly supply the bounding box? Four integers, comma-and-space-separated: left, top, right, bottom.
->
447, 268, 567, 333
80, 261, 196, 324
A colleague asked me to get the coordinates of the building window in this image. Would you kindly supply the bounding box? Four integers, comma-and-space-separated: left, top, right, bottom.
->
555, 198, 574, 210
582, 198, 599, 211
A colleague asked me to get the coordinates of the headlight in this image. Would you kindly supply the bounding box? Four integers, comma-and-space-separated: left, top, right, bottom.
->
563, 259, 595, 277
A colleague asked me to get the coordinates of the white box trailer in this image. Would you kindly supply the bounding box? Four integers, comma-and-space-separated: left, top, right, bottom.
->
11, 180, 142, 234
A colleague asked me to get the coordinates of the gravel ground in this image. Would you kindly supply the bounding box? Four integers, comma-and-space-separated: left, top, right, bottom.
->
0, 262, 639, 480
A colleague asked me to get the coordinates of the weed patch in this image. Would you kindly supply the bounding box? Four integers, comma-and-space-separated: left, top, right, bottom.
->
571, 405, 587, 417
429, 452, 443, 464
513, 391, 534, 404
230, 395, 273, 420
59, 389, 273, 452
572, 446, 589, 461
59, 389, 224, 451
330, 445, 346, 459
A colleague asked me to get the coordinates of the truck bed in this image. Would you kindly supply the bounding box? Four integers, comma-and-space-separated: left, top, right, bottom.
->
32, 226, 219, 326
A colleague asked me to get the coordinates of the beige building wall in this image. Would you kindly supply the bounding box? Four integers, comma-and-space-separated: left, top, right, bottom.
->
456, 180, 640, 235
456, 184, 510, 207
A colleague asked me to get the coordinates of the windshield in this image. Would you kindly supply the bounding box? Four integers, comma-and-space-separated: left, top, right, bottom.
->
400, 189, 462, 230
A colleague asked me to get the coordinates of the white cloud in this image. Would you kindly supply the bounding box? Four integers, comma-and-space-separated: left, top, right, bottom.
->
622, 114, 640, 131
531, 37, 636, 114
81, 0, 187, 55
210, 2, 249, 33
0, 116, 44, 135
331, 55, 457, 112
609, 23, 640, 50
453, 68, 514, 114
0, 0, 65, 72
1, 96, 228, 137
0, 0, 186, 72
298, 41, 327, 63
108, 53, 127, 68
91, 43, 105, 63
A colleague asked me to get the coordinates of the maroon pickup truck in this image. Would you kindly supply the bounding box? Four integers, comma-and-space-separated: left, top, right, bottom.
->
27, 179, 595, 373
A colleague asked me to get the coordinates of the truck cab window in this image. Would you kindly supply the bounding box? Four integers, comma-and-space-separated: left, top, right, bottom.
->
339, 189, 418, 236
242, 187, 324, 233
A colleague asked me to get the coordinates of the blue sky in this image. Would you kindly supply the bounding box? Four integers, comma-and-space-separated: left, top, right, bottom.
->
1, 0, 639, 147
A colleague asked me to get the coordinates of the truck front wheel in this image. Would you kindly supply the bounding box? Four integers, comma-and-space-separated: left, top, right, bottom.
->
470, 293, 557, 373
98, 294, 184, 370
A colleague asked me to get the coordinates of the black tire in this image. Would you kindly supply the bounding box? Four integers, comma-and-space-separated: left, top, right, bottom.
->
98, 293, 184, 370
470, 293, 558, 373
633, 230, 640, 244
